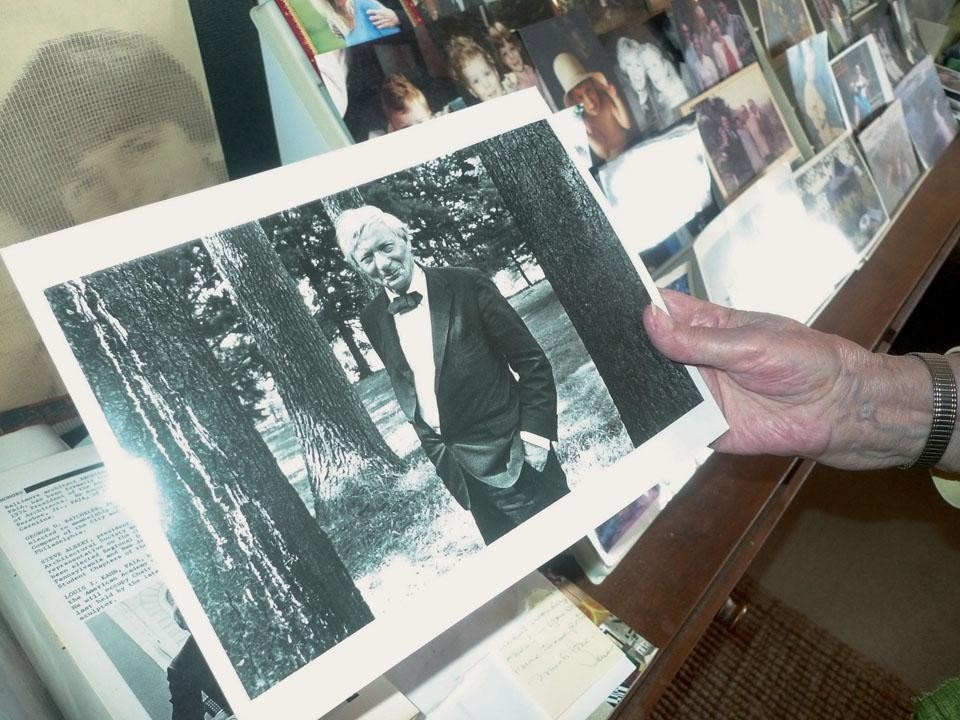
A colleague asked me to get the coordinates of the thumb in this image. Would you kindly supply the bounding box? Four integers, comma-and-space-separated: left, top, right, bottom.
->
643, 302, 750, 371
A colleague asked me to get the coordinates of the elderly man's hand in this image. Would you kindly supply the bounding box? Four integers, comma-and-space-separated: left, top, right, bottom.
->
642, 290, 932, 470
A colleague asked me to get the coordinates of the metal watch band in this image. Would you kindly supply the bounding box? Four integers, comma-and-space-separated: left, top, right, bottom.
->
906, 352, 958, 469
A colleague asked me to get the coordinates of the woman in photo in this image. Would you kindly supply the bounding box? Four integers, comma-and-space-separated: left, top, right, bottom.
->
488, 22, 539, 91
309, 0, 401, 46
615, 37, 691, 129
850, 63, 874, 126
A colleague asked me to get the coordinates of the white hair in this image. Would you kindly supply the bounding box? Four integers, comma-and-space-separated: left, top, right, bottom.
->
334, 205, 410, 267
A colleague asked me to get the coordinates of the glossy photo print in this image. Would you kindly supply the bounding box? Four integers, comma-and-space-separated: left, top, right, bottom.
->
3, 93, 726, 720
786, 33, 846, 152
680, 63, 800, 199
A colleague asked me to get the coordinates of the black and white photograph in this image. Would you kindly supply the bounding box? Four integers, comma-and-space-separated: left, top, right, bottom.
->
680, 63, 800, 199
809, 0, 855, 54
596, 116, 719, 276
694, 165, 858, 321
853, 7, 911, 84
890, 0, 928, 65
786, 32, 847, 151
895, 57, 959, 169
794, 132, 889, 256
857, 99, 921, 212
601, 16, 697, 133
669, 0, 758, 92
757, 0, 816, 57
3, 94, 725, 720
520, 8, 639, 161
829, 35, 895, 131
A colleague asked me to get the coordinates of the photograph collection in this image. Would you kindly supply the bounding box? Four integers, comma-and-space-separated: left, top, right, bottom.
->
2, 0, 959, 718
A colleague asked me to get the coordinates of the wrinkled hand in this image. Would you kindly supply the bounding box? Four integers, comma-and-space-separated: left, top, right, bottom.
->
642, 290, 930, 470
367, 7, 399, 28
523, 440, 550, 472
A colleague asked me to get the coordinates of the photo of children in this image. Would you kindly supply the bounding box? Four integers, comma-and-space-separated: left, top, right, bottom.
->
315, 29, 464, 142
521, 8, 638, 161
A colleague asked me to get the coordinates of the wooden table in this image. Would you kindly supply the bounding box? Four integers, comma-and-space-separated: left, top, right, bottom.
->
591, 137, 960, 717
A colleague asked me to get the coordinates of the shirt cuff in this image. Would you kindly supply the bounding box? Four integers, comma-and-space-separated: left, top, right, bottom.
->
520, 431, 551, 449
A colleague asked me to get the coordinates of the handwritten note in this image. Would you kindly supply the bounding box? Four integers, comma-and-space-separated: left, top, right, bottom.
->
498, 588, 623, 718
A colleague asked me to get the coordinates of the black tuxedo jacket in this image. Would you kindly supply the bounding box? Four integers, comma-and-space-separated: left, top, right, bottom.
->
360, 266, 557, 509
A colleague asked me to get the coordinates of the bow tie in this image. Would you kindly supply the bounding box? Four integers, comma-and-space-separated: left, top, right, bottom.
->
387, 290, 423, 315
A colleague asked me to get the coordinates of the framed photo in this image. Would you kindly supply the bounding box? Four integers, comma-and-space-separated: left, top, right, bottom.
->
786, 32, 847, 151
317, 28, 466, 143
895, 56, 959, 169
809, 0, 855, 54
596, 116, 719, 276
520, 8, 639, 161
853, 5, 911, 84
829, 35, 895, 131
669, 0, 759, 92
794, 132, 889, 258
600, 16, 697, 133
2, 92, 726, 720
890, 0, 927, 65
680, 63, 800, 199
693, 164, 858, 322
757, 0, 816, 57
857, 99, 921, 213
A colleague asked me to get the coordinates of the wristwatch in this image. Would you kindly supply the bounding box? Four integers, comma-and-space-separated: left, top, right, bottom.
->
930, 347, 960, 508
906, 352, 958, 468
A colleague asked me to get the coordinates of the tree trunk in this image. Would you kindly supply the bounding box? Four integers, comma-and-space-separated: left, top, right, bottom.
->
336, 317, 373, 379
476, 121, 703, 446
508, 246, 533, 287
321, 188, 366, 223
203, 224, 400, 529
46, 258, 372, 698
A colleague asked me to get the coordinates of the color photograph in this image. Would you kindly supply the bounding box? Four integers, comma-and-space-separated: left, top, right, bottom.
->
680, 63, 800, 199
794, 133, 889, 256
829, 35, 895, 131
669, 0, 759, 92
694, 165, 858, 321
757, 0, 816, 57
786, 32, 847, 151
596, 116, 719, 276
2, 94, 725, 720
809, 0, 854, 53
281, 0, 404, 53
895, 57, 959, 169
853, 7, 911, 84
857, 99, 921, 213
521, 8, 639, 161
316, 28, 466, 143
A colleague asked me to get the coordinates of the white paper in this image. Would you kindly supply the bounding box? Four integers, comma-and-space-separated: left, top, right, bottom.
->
3, 90, 727, 720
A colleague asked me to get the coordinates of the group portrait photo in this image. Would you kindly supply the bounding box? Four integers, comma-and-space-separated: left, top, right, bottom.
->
8, 96, 724, 719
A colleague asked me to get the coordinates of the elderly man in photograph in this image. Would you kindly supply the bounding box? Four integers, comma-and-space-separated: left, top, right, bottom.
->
336, 205, 569, 544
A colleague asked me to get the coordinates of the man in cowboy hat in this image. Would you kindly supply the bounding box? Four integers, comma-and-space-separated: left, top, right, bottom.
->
552, 52, 636, 160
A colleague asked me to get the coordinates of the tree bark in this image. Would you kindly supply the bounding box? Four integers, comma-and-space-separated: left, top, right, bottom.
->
476, 121, 703, 446
203, 224, 400, 528
46, 258, 372, 698
336, 317, 373, 379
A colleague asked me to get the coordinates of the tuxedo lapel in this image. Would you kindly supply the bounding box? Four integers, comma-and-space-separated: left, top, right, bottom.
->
372, 291, 418, 419
425, 268, 452, 387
